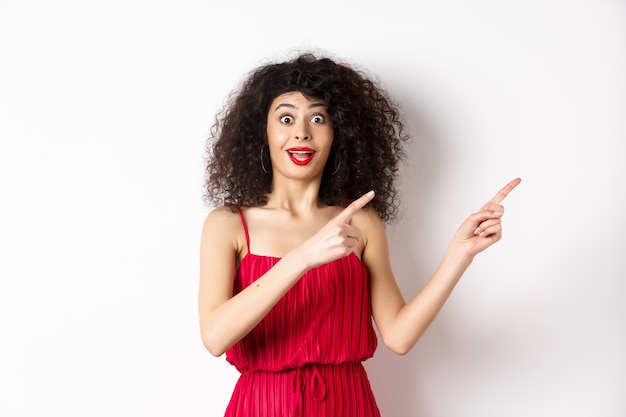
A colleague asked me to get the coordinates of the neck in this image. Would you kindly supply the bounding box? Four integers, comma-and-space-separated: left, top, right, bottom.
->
266, 178, 324, 214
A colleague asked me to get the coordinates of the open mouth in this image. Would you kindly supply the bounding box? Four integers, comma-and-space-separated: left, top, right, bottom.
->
287, 148, 316, 165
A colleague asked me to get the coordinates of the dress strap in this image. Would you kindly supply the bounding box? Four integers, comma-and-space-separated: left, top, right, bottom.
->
235, 206, 250, 252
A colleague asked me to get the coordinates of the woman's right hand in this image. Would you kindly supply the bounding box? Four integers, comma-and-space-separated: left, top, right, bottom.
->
298, 191, 375, 268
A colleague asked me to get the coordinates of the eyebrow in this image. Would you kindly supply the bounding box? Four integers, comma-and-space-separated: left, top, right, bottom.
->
273, 102, 327, 112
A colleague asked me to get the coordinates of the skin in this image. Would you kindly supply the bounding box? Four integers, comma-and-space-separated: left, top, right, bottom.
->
198, 91, 521, 357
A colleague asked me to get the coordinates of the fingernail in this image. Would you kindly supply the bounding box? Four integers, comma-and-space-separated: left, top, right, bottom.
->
493, 211, 503, 216
474, 227, 481, 235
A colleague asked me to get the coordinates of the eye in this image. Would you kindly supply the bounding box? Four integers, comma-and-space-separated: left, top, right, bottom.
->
280, 115, 294, 124
311, 114, 326, 124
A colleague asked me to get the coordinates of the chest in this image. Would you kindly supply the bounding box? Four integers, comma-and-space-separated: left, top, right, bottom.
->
246, 216, 331, 257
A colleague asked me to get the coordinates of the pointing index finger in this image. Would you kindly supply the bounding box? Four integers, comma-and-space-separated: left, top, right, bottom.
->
337, 191, 375, 223
482, 178, 522, 209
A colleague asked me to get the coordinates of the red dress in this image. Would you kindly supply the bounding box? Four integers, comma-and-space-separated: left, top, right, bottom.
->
223, 208, 380, 417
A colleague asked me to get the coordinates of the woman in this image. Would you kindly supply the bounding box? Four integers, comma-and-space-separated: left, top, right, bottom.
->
199, 52, 520, 416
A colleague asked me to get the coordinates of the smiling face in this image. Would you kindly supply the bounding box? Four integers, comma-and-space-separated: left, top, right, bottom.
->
266, 91, 334, 182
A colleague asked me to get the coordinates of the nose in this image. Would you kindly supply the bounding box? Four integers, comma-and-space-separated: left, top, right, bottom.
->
294, 120, 310, 141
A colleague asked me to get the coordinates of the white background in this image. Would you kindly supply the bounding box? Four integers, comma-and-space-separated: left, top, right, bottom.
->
1, 1, 624, 416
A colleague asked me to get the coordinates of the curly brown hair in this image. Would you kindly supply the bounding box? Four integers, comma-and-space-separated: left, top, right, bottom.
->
204, 52, 409, 222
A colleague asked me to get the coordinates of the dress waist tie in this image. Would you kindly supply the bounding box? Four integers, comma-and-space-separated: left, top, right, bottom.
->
292, 364, 327, 416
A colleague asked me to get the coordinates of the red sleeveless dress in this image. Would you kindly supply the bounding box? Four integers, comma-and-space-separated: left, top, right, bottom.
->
223, 208, 380, 417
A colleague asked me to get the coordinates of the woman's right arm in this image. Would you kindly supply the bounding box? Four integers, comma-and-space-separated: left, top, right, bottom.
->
198, 193, 375, 357
198, 207, 310, 357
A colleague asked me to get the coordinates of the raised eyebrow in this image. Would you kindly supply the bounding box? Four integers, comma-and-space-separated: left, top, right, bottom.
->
273, 102, 327, 112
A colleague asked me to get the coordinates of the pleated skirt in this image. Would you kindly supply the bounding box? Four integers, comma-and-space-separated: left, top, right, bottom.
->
224, 362, 381, 417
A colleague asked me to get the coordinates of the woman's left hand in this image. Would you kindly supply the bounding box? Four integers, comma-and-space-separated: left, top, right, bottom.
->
452, 178, 521, 258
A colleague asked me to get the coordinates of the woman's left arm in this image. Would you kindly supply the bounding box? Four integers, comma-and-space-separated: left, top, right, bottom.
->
364, 178, 521, 355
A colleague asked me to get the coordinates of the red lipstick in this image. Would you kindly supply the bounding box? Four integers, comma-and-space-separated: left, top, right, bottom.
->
287, 147, 316, 166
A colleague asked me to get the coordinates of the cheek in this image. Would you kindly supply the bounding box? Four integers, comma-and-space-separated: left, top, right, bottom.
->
322, 132, 334, 151
266, 127, 288, 161
266, 123, 286, 145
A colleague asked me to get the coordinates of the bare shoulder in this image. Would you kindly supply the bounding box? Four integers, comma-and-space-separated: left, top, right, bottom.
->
202, 205, 239, 233
201, 205, 246, 256
351, 206, 384, 231
350, 206, 386, 255
203, 205, 238, 224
